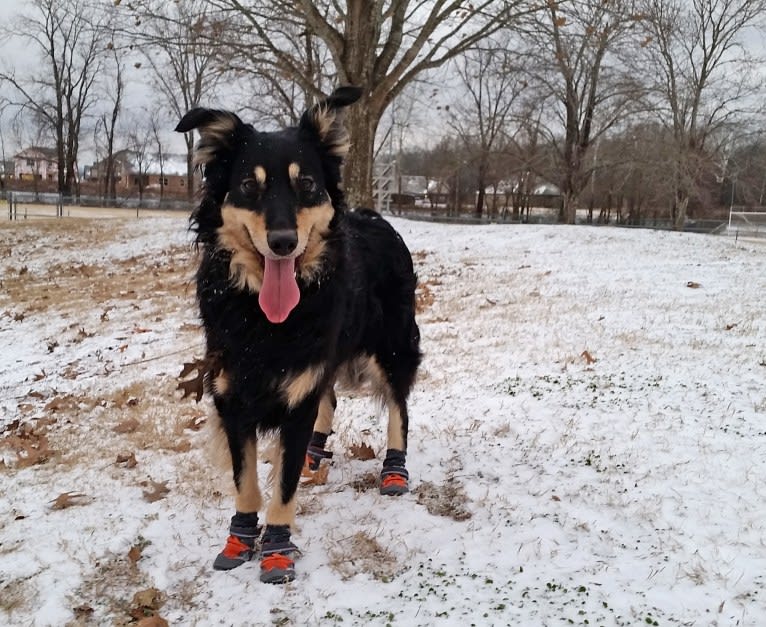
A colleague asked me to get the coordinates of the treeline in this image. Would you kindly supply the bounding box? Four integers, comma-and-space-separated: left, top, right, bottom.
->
0, 0, 764, 226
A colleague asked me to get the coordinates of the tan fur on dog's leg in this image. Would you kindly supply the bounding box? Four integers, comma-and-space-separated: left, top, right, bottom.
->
266, 442, 297, 527
235, 439, 262, 513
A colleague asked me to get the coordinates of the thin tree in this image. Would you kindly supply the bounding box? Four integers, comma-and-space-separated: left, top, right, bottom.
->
449, 41, 526, 217
522, 0, 645, 223
639, 0, 766, 228
123, 0, 228, 201
98, 42, 125, 203
0, 0, 106, 198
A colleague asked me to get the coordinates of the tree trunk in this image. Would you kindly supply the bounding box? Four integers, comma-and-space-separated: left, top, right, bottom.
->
673, 192, 688, 230
561, 191, 577, 224
344, 99, 378, 208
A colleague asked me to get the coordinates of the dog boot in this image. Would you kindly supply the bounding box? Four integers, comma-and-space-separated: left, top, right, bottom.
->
380, 449, 410, 496
302, 431, 333, 477
259, 524, 300, 584
213, 511, 261, 571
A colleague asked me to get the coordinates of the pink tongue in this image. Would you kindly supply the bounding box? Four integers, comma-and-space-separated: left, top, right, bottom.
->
259, 257, 300, 323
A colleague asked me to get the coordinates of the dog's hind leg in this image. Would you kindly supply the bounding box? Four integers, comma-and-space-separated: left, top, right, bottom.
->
304, 387, 336, 473
260, 396, 319, 584
373, 321, 421, 496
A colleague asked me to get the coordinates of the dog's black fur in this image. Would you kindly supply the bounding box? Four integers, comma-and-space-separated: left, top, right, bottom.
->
176, 87, 421, 578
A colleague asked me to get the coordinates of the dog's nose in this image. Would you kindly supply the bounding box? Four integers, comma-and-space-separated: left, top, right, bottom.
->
267, 229, 298, 256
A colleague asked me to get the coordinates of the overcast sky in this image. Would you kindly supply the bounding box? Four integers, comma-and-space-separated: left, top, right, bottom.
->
1, 0, 765, 164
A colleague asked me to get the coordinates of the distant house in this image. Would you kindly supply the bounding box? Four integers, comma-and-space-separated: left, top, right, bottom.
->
14, 147, 58, 181
84, 150, 192, 194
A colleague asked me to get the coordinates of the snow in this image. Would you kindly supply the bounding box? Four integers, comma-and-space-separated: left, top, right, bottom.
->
1, 216, 765, 626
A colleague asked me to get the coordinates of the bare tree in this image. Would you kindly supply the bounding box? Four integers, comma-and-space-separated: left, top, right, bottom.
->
449, 40, 527, 217
639, 0, 766, 228
97, 42, 125, 202
0, 0, 107, 197
182, 0, 540, 207
126, 115, 155, 207
121, 0, 228, 201
150, 113, 167, 203
521, 0, 645, 223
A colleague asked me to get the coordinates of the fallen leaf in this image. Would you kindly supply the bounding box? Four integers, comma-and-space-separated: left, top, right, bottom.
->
581, 350, 596, 364
50, 492, 90, 510
301, 463, 330, 486
114, 418, 140, 434
130, 587, 165, 621
165, 440, 192, 453
182, 415, 206, 431
136, 616, 169, 627
128, 545, 143, 564
349, 443, 376, 461
142, 480, 170, 503
72, 604, 94, 619
177, 355, 222, 403
116, 452, 138, 468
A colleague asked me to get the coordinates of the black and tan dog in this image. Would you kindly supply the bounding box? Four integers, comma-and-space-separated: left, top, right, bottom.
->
175, 87, 421, 583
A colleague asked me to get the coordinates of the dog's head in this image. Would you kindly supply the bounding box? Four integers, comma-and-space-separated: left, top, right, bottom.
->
176, 86, 362, 323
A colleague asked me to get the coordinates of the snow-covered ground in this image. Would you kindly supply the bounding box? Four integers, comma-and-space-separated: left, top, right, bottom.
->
1, 216, 765, 626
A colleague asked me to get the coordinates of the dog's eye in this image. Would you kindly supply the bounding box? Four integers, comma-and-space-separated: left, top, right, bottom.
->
298, 177, 315, 193
240, 179, 259, 194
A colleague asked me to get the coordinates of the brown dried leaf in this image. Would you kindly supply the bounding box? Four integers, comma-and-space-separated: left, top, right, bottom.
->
50, 492, 90, 510
349, 443, 376, 461
142, 480, 170, 503
581, 350, 596, 364
177, 354, 222, 403
136, 616, 169, 627
114, 418, 140, 434
301, 463, 330, 486
182, 415, 206, 431
130, 588, 165, 622
166, 440, 191, 453
116, 452, 138, 468
72, 604, 94, 619
128, 544, 143, 564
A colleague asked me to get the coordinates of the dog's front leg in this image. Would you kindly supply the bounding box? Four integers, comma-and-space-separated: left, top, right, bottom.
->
212, 395, 263, 571
260, 396, 319, 584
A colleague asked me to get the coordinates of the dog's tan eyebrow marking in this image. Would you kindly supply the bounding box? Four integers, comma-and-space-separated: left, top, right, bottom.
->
254, 165, 267, 184
288, 162, 300, 181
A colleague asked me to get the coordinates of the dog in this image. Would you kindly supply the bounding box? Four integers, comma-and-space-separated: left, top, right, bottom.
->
175, 86, 421, 584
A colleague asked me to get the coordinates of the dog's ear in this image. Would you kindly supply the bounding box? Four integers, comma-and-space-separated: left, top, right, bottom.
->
299, 86, 363, 158
175, 108, 245, 168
